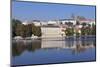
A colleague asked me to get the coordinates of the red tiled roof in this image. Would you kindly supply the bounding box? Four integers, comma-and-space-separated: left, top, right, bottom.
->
79, 19, 95, 21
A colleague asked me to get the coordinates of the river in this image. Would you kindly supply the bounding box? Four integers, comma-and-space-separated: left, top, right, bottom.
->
11, 36, 96, 66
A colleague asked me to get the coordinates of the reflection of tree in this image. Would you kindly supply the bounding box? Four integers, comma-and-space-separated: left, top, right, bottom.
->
73, 44, 86, 54
12, 40, 41, 57
81, 37, 96, 47
26, 41, 41, 51
71, 37, 95, 54
12, 41, 26, 57
25, 42, 33, 51
93, 40, 96, 47
72, 40, 86, 54
65, 37, 74, 48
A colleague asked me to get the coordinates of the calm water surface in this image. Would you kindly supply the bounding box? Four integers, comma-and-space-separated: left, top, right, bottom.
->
11, 36, 96, 66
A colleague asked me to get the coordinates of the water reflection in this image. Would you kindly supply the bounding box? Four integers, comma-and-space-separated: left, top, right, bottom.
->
12, 40, 41, 57
65, 36, 96, 54
12, 36, 96, 57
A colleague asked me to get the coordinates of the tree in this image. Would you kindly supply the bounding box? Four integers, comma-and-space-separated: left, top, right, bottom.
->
81, 22, 86, 27
15, 24, 25, 37
36, 26, 41, 37
81, 24, 92, 35
12, 19, 42, 38
32, 23, 41, 37
65, 27, 74, 36
25, 24, 32, 37
12, 19, 22, 37
91, 23, 96, 35
81, 27, 86, 35
67, 22, 73, 26
87, 24, 92, 35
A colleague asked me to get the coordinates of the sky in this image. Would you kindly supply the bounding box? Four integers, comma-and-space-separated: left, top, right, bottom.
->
12, 1, 96, 22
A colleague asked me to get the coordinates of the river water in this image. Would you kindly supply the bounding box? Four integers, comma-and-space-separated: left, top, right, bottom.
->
11, 36, 96, 66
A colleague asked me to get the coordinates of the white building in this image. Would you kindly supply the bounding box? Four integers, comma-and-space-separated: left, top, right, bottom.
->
22, 21, 29, 25
22, 18, 95, 38
41, 21, 48, 26
79, 19, 95, 25
58, 19, 76, 25
32, 20, 41, 26
47, 20, 59, 25
41, 25, 62, 37
22, 20, 33, 25
40, 19, 77, 38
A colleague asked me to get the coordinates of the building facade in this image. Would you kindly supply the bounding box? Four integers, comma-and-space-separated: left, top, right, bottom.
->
41, 26, 62, 37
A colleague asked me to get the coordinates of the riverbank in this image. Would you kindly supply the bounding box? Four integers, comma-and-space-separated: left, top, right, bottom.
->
12, 35, 96, 43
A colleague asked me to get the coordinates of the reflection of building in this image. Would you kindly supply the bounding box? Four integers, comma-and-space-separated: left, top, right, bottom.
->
41, 37, 66, 48
12, 36, 95, 57
41, 37, 95, 49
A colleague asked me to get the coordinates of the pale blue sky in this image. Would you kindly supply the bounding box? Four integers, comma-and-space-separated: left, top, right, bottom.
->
12, 1, 96, 21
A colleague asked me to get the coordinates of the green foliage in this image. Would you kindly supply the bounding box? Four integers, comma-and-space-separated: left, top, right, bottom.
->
65, 27, 74, 36
66, 22, 73, 26
81, 27, 86, 35
15, 23, 41, 38
76, 32, 80, 36
15, 24, 25, 38
32, 24, 41, 37
12, 42, 25, 56
25, 24, 32, 37
81, 22, 86, 27
81, 24, 95, 35
12, 19, 21, 26
12, 19, 22, 37
12, 19, 41, 38
91, 23, 96, 35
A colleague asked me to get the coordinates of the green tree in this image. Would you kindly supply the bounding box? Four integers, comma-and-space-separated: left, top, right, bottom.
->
91, 23, 96, 35
15, 24, 26, 38
12, 19, 22, 37
87, 24, 92, 35
67, 22, 73, 26
81, 22, 86, 27
65, 27, 74, 36
32, 24, 41, 37
81, 27, 86, 35
35, 26, 41, 37
25, 24, 32, 37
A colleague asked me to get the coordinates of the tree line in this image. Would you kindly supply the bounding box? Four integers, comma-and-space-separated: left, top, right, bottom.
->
64, 21, 96, 36
12, 19, 41, 38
